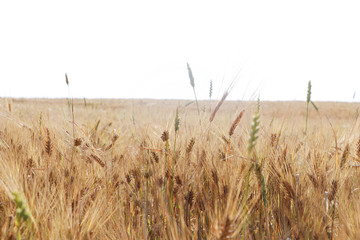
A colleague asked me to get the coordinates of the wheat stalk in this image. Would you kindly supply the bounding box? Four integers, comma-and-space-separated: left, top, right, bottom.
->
187, 63, 200, 119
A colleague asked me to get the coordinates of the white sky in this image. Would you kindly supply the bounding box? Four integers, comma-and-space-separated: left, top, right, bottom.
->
1, 1, 360, 101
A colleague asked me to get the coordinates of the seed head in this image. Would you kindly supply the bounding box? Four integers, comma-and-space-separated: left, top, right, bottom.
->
174, 108, 180, 133
229, 110, 245, 136
65, 73, 69, 86
161, 130, 169, 142
307, 80, 312, 103
187, 63, 195, 88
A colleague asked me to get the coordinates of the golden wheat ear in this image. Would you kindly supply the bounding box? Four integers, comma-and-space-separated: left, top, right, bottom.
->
210, 91, 229, 122
229, 110, 245, 137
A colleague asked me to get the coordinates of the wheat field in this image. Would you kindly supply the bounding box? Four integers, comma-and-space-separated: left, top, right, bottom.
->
0, 97, 359, 239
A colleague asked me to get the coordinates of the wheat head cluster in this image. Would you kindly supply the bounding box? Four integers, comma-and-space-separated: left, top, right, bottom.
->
0, 75, 360, 239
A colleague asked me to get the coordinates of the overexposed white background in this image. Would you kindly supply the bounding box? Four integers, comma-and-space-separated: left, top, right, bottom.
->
1, 1, 360, 101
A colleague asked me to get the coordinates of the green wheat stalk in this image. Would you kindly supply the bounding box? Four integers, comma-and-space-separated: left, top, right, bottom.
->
247, 100, 260, 155
244, 100, 260, 209
13, 192, 35, 240
243, 99, 267, 239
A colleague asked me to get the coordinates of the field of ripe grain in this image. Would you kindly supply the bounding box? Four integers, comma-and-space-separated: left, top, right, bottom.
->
0, 98, 360, 239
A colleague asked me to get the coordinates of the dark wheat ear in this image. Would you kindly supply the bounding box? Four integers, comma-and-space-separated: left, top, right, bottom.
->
151, 151, 159, 163
161, 130, 169, 142
89, 154, 105, 168
186, 138, 195, 155
74, 138, 82, 147
45, 128, 52, 157
328, 180, 338, 201
185, 189, 194, 207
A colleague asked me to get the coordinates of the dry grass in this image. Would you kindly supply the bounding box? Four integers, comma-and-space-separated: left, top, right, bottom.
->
0, 98, 360, 239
